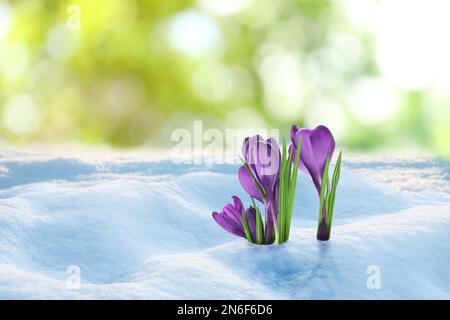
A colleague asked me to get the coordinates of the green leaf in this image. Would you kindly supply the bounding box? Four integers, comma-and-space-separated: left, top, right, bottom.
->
278, 135, 288, 243
286, 137, 302, 239
286, 142, 293, 184
318, 155, 330, 232
252, 198, 264, 245
241, 213, 253, 243
332, 150, 342, 187
327, 150, 342, 238
270, 227, 275, 244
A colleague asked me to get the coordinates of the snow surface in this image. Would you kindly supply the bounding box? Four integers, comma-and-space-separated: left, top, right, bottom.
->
0, 149, 450, 299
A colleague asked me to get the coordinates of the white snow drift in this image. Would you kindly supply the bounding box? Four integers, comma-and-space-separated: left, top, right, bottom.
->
0, 150, 449, 299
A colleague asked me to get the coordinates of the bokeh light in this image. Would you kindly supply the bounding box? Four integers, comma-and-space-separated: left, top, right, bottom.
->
0, 0, 448, 157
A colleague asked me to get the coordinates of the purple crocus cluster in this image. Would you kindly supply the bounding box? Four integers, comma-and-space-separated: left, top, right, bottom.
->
213, 136, 281, 244
212, 124, 340, 244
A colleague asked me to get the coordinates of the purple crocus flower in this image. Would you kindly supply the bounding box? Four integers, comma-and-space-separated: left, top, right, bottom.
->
238, 135, 281, 243
238, 135, 281, 202
291, 125, 335, 194
212, 196, 258, 241
291, 125, 335, 240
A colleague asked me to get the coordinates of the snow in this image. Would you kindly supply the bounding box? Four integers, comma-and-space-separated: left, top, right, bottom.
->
0, 149, 449, 299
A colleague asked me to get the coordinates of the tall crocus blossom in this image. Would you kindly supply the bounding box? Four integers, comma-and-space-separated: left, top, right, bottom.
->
291, 125, 342, 241
291, 125, 335, 193
239, 135, 280, 202
238, 135, 281, 243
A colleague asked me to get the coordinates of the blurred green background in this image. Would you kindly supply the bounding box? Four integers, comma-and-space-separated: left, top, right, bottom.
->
0, 0, 449, 156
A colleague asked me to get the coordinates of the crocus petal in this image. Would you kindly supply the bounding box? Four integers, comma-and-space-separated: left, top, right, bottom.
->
305, 126, 335, 192
212, 212, 245, 238
232, 196, 244, 214
242, 135, 281, 198
266, 137, 282, 174
242, 135, 264, 165
254, 140, 279, 195
293, 125, 335, 193
295, 128, 320, 190
290, 124, 299, 142
267, 137, 281, 162
238, 166, 263, 202
289, 144, 307, 173
290, 125, 309, 173
242, 137, 250, 162
309, 125, 335, 172
223, 203, 242, 225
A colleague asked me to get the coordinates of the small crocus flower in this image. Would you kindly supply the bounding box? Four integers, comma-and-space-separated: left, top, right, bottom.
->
291, 125, 342, 241
212, 196, 268, 244
212, 196, 247, 238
